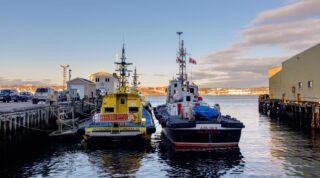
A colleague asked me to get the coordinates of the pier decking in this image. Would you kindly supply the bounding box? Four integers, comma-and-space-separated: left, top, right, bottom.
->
0, 101, 95, 151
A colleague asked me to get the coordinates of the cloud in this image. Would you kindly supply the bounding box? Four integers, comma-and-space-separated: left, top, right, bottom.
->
153, 74, 167, 77
0, 77, 53, 86
252, 0, 320, 25
195, 0, 320, 87
241, 18, 320, 51
194, 57, 285, 87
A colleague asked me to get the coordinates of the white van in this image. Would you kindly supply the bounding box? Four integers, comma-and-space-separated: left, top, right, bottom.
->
32, 87, 57, 104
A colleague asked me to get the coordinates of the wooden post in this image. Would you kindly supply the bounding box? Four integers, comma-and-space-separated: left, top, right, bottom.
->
72, 108, 75, 128
314, 104, 320, 129
311, 105, 315, 128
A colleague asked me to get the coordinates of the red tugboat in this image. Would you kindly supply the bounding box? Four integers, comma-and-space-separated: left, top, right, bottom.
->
154, 32, 244, 151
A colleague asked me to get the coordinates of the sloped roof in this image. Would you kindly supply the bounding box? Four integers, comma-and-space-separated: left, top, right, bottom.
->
90, 71, 113, 77
68, 77, 95, 84
89, 71, 119, 81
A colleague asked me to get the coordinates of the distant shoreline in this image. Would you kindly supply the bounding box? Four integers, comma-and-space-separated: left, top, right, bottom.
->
0, 85, 269, 96
142, 94, 263, 96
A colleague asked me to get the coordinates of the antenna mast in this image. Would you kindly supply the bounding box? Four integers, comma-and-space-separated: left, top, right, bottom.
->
132, 67, 140, 91
115, 44, 132, 92
176, 32, 187, 84
60, 64, 70, 91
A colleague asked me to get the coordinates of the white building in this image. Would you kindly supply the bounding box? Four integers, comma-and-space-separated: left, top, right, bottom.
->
67, 78, 96, 99
89, 72, 119, 93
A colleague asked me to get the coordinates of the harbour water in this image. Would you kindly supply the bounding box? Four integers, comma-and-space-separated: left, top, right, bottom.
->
1, 96, 320, 177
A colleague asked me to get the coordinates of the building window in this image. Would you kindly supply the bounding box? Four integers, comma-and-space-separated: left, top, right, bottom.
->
96, 78, 100, 82
292, 86, 295, 93
105, 78, 109, 82
308, 81, 313, 88
298, 82, 303, 89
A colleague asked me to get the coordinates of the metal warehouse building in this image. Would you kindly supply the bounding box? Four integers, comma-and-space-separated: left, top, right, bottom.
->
269, 44, 320, 103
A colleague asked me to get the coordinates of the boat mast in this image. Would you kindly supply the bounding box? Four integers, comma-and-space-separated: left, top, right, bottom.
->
132, 67, 140, 91
176, 32, 187, 84
115, 43, 132, 92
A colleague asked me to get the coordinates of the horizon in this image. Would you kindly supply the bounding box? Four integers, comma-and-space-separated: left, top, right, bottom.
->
1, 0, 320, 87
0, 83, 269, 89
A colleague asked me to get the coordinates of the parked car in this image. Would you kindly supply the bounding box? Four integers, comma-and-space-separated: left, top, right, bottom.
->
32, 88, 57, 104
19, 91, 33, 102
0, 89, 19, 103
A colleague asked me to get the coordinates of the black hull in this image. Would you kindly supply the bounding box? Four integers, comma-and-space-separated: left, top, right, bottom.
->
154, 105, 244, 151
163, 127, 242, 151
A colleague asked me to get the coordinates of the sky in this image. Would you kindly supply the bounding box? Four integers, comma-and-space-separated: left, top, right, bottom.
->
0, 0, 319, 88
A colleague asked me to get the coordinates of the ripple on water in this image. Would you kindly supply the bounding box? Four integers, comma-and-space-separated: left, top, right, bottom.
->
1, 96, 320, 177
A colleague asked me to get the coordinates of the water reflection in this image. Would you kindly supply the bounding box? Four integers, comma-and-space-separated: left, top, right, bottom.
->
83, 142, 155, 177
2, 96, 320, 177
267, 119, 320, 177
157, 133, 245, 177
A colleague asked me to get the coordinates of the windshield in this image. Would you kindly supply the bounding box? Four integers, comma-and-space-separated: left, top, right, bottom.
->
36, 88, 48, 93
0, 90, 10, 94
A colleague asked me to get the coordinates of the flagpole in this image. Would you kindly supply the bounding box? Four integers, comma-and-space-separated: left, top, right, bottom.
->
191, 62, 193, 83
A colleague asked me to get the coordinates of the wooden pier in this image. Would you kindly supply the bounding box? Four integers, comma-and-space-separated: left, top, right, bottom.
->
259, 94, 320, 130
0, 101, 96, 156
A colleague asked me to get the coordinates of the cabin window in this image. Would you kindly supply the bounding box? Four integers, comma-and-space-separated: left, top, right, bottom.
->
298, 82, 303, 89
190, 88, 194, 94
120, 98, 125, 104
105, 107, 114, 113
129, 107, 139, 112
308, 81, 313, 88
186, 96, 191, 102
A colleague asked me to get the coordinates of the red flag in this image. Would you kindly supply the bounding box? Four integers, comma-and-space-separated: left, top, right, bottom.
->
189, 57, 197, 64
176, 58, 184, 63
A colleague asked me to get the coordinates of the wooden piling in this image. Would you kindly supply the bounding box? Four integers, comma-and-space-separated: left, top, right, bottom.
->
259, 94, 320, 130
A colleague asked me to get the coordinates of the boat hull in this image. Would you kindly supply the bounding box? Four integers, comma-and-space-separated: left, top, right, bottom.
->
83, 125, 154, 142
83, 107, 156, 142
162, 126, 242, 151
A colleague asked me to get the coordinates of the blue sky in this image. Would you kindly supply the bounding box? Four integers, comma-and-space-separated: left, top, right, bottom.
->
1, 0, 319, 87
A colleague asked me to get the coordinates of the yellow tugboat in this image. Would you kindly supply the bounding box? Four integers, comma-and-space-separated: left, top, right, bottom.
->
83, 45, 156, 142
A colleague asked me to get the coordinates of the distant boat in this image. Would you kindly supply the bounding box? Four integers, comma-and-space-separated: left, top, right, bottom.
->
83, 44, 156, 142
154, 32, 244, 151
